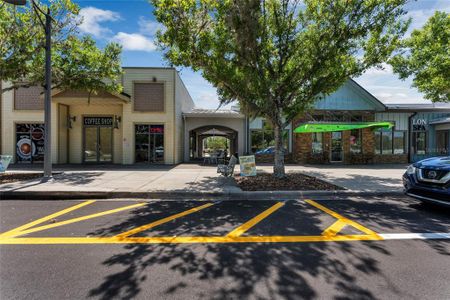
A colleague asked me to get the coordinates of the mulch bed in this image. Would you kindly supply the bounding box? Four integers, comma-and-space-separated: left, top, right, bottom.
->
235, 172, 344, 191
0, 173, 43, 185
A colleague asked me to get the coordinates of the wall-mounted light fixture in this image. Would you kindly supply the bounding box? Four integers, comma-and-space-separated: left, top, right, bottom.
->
67, 115, 76, 129
114, 115, 121, 129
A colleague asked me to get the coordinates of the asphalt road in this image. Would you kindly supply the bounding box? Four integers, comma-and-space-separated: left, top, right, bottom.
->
0, 195, 449, 300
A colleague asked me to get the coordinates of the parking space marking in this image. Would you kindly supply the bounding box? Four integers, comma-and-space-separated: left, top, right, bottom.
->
227, 202, 284, 237
0, 200, 96, 238
5, 202, 147, 238
6, 199, 449, 244
116, 202, 215, 238
322, 220, 348, 237
305, 199, 381, 238
380, 233, 450, 240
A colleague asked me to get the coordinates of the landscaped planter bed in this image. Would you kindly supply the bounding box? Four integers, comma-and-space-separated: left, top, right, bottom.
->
235, 172, 343, 191
0, 173, 43, 185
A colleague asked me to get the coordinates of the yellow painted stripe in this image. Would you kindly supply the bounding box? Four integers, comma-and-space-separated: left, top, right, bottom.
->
0, 200, 95, 238
7, 202, 147, 238
115, 202, 214, 238
322, 220, 347, 237
0, 234, 382, 245
227, 202, 284, 237
306, 199, 381, 238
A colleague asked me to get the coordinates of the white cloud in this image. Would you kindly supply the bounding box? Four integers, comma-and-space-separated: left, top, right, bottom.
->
138, 17, 164, 36
363, 63, 393, 76
112, 32, 157, 52
78, 7, 121, 38
404, 0, 450, 36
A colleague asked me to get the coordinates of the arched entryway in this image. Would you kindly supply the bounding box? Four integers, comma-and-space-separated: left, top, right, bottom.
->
189, 125, 238, 161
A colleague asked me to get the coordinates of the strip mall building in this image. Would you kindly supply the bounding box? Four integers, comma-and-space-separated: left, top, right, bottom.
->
1, 67, 450, 165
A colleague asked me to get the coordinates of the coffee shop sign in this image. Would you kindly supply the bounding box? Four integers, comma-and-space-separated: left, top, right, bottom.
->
412, 119, 427, 131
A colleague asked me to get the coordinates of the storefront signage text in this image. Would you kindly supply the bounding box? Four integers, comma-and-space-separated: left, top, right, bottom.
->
84, 117, 113, 126
412, 119, 427, 131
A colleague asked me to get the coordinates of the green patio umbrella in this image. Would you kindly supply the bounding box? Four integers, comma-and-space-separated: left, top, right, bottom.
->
294, 121, 394, 133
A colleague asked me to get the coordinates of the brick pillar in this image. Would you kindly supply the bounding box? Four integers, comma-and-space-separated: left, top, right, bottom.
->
294, 133, 312, 163
342, 130, 350, 163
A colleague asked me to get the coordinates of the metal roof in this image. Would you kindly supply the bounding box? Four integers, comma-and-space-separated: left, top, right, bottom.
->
429, 117, 450, 125
183, 108, 245, 119
385, 102, 450, 112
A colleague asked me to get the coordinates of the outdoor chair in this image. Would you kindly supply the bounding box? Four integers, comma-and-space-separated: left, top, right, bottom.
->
216, 151, 226, 164
217, 155, 237, 177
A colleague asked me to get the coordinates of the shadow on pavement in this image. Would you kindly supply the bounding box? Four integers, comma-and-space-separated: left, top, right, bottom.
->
86, 200, 397, 299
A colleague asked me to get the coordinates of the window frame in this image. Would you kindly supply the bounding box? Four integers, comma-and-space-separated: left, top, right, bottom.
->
375, 128, 406, 155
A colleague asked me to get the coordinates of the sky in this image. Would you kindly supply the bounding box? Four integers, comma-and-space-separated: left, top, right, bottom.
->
73, 0, 449, 109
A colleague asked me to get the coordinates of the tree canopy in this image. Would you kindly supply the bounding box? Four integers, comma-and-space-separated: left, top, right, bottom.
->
390, 11, 450, 102
0, 0, 122, 94
151, 0, 410, 177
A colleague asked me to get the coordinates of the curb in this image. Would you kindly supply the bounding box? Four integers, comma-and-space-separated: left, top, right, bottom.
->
0, 190, 405, 201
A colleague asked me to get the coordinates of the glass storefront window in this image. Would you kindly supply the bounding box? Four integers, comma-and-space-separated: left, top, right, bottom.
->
382, 131, 393, 153
413, 132, 426, 155
312, 132, 323, 154
393, 131, 406, 154
15, 123, 45, 163
350, 129, 362, 154
375, 131, 381, 154
375, 129, 405, 155
436, 130, 449, 154
135, 124, 164, 163
250, 121, 289, 154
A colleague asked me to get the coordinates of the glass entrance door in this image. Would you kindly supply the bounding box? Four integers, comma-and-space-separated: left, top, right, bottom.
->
331, 131, 343, 162
83, 125, 113, 163
135, 125, 164, 163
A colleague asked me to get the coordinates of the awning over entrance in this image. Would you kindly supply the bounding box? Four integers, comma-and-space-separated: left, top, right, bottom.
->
294, 122, 394, 133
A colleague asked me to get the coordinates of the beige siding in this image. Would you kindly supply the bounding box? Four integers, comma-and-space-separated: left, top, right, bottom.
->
174, 71, 195, 163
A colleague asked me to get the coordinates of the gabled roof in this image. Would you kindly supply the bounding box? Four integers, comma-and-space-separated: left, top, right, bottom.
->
314, 79, 386, 111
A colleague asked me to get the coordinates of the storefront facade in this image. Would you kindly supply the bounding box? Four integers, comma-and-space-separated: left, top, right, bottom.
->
291, 81, 450, 164
1, 67, 195, 165
1, 70, 449, 166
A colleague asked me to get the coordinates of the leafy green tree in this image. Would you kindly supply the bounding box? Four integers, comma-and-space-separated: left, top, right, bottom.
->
151, 0, 409, 177
0, 0, 122, 95
205, 136, 228, 152
391, 11, 449, 102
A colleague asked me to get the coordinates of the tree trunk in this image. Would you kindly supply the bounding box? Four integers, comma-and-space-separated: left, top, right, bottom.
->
273, 122, 286, 178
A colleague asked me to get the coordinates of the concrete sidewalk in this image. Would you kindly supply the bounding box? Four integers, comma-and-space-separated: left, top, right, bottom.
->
1, 163, 407, 199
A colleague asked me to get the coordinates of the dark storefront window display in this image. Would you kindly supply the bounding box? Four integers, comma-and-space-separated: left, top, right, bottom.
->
375, 129, 405, 155
312, 132, 323, 154
250, 121, 289, 154
436, 130, 449, 154
412, 132, 427, 155
16, 123, 45, 163
135, 124, 164, 163
393, 131, 406, 154
350, 129, 362, 153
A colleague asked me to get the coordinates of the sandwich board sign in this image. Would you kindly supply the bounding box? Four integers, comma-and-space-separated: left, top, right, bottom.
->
239, 155, 257, 177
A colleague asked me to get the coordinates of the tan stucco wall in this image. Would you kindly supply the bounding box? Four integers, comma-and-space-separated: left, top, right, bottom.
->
65, 102, 123, 164
184, 117, 246, 161
1, 68, 185, 165
121, 68, 177, 164
0, 81, 58, 164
